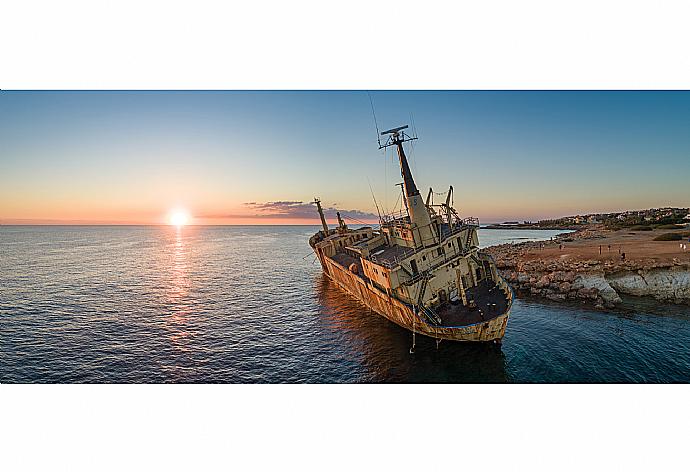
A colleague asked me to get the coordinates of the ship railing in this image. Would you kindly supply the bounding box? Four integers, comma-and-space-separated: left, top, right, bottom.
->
477, 251, 514, 303
410, 303, 442, 326
401, 245, 475, 287
477, 250, 500, 268
430, 217, 481, 245
402, 269, 437, 287
403, 272, 426, 286
369, 246, 417, 269
418, 304, 442, 325
462, 217, 480, 227
380, 210, 407, 223
369, 221, 481, 271
380, 215, 411, 229
439, 223, 468, 242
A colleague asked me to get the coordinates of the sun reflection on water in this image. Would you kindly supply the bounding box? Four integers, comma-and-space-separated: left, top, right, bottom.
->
168, 227, 191, 350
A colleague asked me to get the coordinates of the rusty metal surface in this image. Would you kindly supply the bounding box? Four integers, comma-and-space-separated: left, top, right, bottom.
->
436, 280, 508, 327
322, 256, 510, 342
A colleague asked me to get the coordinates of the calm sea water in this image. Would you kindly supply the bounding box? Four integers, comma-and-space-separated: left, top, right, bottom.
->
1, 225, 689, 383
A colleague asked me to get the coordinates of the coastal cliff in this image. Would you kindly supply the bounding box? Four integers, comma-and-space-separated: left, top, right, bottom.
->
486, 226, 690, 309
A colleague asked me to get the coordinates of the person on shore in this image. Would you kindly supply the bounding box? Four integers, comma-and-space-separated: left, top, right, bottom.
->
608, 244, 611, 252
559, 243, 563, 251
599, 245, 602, 255
621, 252, 626, 261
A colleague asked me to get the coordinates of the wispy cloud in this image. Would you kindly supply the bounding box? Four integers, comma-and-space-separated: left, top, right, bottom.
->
200, 201, 377, 221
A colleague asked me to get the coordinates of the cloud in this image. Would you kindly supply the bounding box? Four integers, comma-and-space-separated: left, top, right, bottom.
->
200, 201, 378, 221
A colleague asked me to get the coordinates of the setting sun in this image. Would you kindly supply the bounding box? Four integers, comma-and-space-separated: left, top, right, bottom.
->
168, 209, 190, 226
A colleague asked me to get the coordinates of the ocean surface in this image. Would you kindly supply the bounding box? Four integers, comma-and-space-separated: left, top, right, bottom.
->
1, 225, 689, 383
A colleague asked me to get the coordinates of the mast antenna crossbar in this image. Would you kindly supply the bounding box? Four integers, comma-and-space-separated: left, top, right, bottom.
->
379, 125, 418, 150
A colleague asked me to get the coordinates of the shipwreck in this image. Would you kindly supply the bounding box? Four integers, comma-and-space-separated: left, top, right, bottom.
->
309, 125, 512, 344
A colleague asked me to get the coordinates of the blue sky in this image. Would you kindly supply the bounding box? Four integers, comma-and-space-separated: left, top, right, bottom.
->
1, 90, 689, 224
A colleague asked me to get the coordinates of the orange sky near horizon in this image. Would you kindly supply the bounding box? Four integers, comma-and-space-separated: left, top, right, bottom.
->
1, 172, 686, 225
3, 91, 689, 226
0, 202, 380, 226
2, 198, 686, 226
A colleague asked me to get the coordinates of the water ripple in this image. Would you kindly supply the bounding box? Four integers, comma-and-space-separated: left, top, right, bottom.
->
1, 225, 689, 383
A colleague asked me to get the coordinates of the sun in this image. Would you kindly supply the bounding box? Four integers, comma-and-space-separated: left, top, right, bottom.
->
168, 209, 190, 226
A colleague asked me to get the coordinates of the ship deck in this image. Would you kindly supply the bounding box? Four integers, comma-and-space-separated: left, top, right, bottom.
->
331, 252, 369, 282
327, 252, 508, 328
370, 244, 412, 266
436, 279, 508, 327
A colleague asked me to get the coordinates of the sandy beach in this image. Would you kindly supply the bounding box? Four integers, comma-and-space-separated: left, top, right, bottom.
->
523, 226, 689, 264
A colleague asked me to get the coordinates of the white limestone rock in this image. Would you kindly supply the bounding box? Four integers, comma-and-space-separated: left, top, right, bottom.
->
572, 272, 622, 305
606, 268, 690, 303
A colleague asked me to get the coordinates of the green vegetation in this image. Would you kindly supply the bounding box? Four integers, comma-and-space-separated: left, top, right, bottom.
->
653, 231, 690, 241
549, 208, 688, 231
655, 224, 685, 230
602, 208, 688, 230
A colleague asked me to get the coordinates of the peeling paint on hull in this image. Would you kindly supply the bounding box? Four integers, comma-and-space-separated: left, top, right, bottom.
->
323, 257, 511, 342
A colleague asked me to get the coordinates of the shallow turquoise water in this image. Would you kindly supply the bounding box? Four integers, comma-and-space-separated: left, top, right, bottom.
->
1, 225, 688, 383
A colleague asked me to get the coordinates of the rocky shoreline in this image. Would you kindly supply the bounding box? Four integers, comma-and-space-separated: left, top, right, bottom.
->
485, 226, 690, 309
483, 224, 581, 230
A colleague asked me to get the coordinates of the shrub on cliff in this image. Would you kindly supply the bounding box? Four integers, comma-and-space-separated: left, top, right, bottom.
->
654, 233, 681, 241
653, 231, 690, 241
656, 224, 685, 230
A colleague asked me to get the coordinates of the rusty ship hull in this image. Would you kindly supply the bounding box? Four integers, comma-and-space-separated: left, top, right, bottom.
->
317, 245, 512, 342
309, 123, 512, 343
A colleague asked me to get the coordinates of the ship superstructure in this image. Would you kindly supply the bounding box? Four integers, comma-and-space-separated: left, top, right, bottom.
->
309, 125, 512, 343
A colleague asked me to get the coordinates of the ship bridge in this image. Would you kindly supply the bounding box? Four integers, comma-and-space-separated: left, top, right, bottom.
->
308, 122, 511, 342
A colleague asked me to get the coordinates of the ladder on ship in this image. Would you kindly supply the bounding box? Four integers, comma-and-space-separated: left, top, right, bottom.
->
415, 274, 442, 325
464, 228, 473, 251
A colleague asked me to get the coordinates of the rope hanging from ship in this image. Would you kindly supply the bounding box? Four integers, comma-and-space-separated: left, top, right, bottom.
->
410, 306, 416, 354
308, 118, 512, 344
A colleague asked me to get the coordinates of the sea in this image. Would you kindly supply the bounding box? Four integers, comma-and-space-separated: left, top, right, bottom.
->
1, 225, 689, 383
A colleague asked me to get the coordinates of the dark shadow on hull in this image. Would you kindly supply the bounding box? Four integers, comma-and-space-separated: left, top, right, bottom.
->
314, 274, 509, 383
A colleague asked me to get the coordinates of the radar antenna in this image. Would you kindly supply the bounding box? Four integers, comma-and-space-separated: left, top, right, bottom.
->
379, 125, 418, 149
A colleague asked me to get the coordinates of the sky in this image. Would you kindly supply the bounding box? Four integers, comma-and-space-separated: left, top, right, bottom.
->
1, 90, 689, 225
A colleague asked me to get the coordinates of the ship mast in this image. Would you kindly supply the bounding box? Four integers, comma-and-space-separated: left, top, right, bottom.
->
336, 211, 348, 233
380, 125, 435, 247
314, 197, 329, 234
